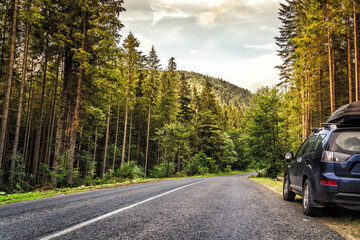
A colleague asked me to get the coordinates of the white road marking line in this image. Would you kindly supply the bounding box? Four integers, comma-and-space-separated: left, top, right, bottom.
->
39, 180, 206, 240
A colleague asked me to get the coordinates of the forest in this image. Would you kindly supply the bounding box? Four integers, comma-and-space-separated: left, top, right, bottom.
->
0, 0, 253, 192
1, 0, 358, 193
243, 0, 360, 178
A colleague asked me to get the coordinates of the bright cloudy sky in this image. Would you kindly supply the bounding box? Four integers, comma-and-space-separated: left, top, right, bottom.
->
120, 0, 284, 92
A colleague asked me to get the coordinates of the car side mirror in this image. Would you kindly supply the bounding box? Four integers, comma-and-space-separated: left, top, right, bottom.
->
285, 152, 294, 161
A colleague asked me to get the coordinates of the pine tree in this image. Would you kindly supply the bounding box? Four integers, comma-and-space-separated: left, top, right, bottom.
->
143, 46, 161, 176
120, 32, 141, 168
178, 73, 193, 123
197, 78, 223, 164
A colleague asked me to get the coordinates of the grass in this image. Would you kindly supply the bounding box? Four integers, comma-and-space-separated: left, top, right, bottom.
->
0, 178, 161, 204
0, 170, 249, 205
249, 176, 360, 240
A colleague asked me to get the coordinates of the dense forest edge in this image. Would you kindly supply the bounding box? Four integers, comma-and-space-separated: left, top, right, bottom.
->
0, 0, 358, 194
0, 0, 253, 193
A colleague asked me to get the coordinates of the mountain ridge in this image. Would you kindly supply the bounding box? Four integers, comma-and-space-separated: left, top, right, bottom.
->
180, 71, 252, 107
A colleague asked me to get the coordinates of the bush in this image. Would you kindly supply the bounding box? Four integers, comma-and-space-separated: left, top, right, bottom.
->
265, 163, 281, 179
184, 151, 216, 176
115, 161, 145, 179
7, 154, 32, 192
149, 162, 175, 178
224, 165, 232, 173
55, 156, 69, 187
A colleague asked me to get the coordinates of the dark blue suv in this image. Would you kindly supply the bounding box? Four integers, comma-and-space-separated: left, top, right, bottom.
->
283, 102, 360, 216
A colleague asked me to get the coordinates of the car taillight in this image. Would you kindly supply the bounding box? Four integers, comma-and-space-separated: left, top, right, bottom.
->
321, 151, 351, 162
322, 151, 333, 161
320, 180, 338, 186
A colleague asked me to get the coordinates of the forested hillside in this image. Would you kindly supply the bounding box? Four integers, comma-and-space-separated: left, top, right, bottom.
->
181, 71, 251, 107
2, 0, 354, 192
0, 0, 251, 192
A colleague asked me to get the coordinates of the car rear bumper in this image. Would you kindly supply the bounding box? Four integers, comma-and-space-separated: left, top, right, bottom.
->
334, 192, 360, 206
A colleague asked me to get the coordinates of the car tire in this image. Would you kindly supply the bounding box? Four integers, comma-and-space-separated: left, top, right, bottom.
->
283, 175, 295, 201
302, 179, 321, 216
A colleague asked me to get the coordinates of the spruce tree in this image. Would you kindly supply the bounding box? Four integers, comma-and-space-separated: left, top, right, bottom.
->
178, 73, 193, 123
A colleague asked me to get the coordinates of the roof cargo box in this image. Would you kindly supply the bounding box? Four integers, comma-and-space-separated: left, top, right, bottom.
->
327, 101, 360, 125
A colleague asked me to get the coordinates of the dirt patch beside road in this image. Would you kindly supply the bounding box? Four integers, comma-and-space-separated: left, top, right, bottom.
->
250, 177, 360, 240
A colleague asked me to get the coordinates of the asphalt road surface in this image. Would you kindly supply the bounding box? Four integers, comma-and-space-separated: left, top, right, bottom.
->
0, 173, 343, 240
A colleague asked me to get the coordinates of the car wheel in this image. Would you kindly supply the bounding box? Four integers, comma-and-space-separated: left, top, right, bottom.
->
302, 179, 321, 216
283, 175, 295, 201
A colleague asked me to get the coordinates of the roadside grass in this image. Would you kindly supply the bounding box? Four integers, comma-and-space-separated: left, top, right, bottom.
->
0, 170, 249, 205
249, 177, 360, 240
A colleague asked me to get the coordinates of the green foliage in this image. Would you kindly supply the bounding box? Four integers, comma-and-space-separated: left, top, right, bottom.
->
0, 0, 258, 192
183, 151, 216, 176
178, 73, 193, 123
149, 163, 176, 178
115, 161, 145, 179
155, 122, 190, 172
55, 156, 69, 187
224, 165, 232, 173
6, 154, 32, 193
180, 71, 251, 107
242, 87, 285, 177
219, 132, 238, 169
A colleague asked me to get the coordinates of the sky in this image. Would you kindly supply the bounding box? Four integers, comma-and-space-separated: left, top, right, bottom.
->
120, 0, 284, 92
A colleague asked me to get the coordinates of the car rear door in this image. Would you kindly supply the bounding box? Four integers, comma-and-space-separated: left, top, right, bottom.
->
291, 138, 310, 188
330, 130, 360, 194
297, 135, 318, 186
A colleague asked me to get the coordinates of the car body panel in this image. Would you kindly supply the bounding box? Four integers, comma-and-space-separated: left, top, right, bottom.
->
285, 127, 360, 210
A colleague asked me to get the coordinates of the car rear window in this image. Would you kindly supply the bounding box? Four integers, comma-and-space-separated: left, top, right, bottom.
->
314, 134, 326, 150
331, 131, 360, 153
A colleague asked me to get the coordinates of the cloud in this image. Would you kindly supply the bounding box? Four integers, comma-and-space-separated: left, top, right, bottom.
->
121, 0, 284, 91
151, 9, 191, 26
244, 44, 277, 50
134, 33, 153, 54
224, 54, 282, 92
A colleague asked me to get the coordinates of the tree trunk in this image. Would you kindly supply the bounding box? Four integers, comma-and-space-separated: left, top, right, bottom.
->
102, 102, 111, 177
301, 77, 305, 141
145, 101, 151, 177
349, 18, 353, 103
136, 126, 141, 164
127, 110, 133, 163
9, 22, 30, 181
23, 68, 34, 162
0, 16, 7, 79
354, 1, 359, 101
44, 63, 59, 168
318, 64, 322, 127
51, 45, 73, 187
112, 101, 120, 172
76, 133, 82, 169
31, 37, 49, 184
0, 0, 19, 167
67, 12, 86, 187
327, 2, 335, 113
120, 75, 130, 168
93, 125, 98, 171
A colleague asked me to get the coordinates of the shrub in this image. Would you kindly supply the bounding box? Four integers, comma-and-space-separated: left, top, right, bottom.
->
149, 162, 175, 178
115, 161, 145, 179
224, 165, 232, 173
265, 163, 281, 179
184, 151, 216, 176
55, 155, 69, 187
7, 154, 32, 192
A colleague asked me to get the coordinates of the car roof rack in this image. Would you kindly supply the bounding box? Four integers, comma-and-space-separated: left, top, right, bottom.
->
321, 122, 360, 129
312, 128, 321, 133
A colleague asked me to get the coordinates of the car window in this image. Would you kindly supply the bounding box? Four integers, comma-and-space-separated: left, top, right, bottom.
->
331, 131, 360, 153
314, 134, 326, 151
302, 135, 318, 155
295, 138, 309, 159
